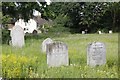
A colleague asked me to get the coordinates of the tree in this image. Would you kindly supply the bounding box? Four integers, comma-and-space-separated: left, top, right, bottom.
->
2, 2, 47, 44
2, 2, 47, 22
2, 2, 120, 33
45, 2, 113, 33
107, 2, 120, 32
70, 2, 109, 32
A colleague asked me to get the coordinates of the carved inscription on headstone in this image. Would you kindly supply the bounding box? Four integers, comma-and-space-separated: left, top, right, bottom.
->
47, 42, 69, 67
87, 42, 106, 66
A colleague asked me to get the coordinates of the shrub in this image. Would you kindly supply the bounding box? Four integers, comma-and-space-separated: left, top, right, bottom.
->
2, 15, 13, 44
2, 28, 11, 44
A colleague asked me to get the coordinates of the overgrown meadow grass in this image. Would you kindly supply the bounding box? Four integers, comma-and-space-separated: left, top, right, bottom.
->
2, 33, 118, 78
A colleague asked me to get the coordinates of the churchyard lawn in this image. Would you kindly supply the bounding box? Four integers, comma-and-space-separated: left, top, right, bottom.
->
2, 33, 118, 78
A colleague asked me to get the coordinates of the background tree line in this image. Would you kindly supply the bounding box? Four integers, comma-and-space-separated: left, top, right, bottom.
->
1, 2, 120, 44
44, 2, 120, 33
2, 2, 120, 33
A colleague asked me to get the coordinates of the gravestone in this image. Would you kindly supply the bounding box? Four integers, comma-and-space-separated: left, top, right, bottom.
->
10, 25, 25, 48
42, 38, 53, 52
98, 31, 102, 34
87, 42, 106, 67
46, 42, 69, 67
109, 30, 112, 34
82, 31, 85, 34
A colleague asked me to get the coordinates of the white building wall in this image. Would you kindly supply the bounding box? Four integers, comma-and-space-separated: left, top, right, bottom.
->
15, 18, 37, 33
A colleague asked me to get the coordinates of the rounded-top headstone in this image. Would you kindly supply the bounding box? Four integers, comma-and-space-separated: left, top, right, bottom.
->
10, 25, 25, 48
98, 31, 102, 34
87, 42, 106, 67
46, 41, 69, 67
109, 30, 112, 34
82, 31, 85, 34
42, 38, 53, 53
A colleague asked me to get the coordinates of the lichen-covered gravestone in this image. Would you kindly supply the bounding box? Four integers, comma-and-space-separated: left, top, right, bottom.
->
47, 42, 69, 67
42, 38, 53, 52
10, 25, 25, 48
87, 42, 106, 67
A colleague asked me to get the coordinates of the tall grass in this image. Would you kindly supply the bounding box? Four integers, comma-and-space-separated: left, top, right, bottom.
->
2, 33, 118, 78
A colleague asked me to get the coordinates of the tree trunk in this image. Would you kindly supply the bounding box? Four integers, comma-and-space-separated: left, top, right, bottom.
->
112, 9, 116, 32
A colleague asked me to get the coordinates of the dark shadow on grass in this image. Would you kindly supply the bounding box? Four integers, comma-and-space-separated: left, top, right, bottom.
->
25, 32, 69, 41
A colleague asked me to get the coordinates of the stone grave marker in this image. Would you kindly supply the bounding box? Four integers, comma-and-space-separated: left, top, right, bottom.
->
87, 42, 106, 67
46, 42, 69, 67
42, 38, 53, 52
82, 31, 85, 34
109, 30, 112, 34
98, 31, 102, 34
10, 25, 25, 48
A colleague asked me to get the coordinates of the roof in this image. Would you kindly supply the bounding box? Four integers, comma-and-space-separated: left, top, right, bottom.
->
33, 16, 52, 26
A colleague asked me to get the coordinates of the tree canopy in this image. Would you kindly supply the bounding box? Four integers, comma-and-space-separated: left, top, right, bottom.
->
2, 2, 120, 33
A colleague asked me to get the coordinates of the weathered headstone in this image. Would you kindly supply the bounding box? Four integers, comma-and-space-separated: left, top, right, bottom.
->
98, 31, 102, 34
10, 25, 25, 48
47, 42, 69, 67
82, 31, 85, 34
42, 38, 53, 52
109, 30, 112, 34
87, 42, 106, 67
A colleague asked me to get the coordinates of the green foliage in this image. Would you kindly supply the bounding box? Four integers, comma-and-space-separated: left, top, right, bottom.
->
37, 14, 70, 37
2, 15, 12, 24
0, 12, 2, 19
2, 2, 120, 34
2, 2, 47, 21
24, 32, 69, 41
0, 29, 1, 46
2, 28, 10, 44
107, 2, 120, 32
48, 14, 70, 33
2, 54, 38, 78
45, 2, 119, 33
2, 15, 12, 44
2, 33, 118, 78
